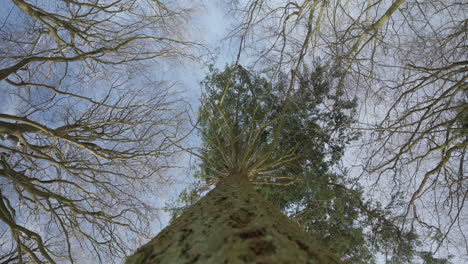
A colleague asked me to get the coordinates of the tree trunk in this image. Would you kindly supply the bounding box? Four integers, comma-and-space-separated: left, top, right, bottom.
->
126, 174, 342, 264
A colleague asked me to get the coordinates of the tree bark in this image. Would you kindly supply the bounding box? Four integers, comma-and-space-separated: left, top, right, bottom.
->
126, 174, 342, 264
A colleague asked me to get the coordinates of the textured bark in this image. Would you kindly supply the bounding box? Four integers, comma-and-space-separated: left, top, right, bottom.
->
126, 175, 342, 264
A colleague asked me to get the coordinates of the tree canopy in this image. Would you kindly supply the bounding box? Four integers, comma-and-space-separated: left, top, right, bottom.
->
1, 0, 465, 263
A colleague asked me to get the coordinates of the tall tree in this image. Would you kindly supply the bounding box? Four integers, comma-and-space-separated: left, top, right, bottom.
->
127, 64, 343, 264
0, 0, 194, 263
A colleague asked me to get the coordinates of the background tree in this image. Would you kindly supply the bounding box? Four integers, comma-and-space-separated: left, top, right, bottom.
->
223, 0, 467, 260
0, 0, 195, 262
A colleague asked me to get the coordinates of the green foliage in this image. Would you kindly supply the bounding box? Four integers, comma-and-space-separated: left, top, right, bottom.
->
165, 185, 203, 220
416, 252, 453, 264
197, 64, 282, 178
194, 62, 376, 262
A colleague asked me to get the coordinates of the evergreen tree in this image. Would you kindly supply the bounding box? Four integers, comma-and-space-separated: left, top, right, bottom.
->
127, 64, 344, 264
169, 63, 370, 261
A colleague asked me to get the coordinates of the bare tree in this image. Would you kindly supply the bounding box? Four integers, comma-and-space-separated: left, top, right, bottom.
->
0, 0, 196, 263
225, 0, 467, 259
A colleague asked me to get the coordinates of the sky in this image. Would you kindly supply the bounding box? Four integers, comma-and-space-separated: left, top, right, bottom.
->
0, 0, 465, 263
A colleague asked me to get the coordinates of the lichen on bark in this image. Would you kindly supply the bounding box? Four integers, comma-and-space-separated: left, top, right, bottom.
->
126, 175, 342, 264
